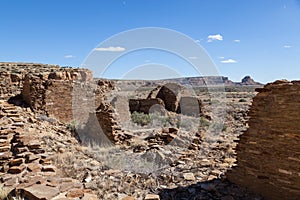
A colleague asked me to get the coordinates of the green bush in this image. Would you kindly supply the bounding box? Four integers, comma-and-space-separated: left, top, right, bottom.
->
200, 116, 210, 128
131, 111, 152, 126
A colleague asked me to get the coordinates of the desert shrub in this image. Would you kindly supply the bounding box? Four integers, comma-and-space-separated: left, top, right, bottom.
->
67, 121, 77, 132
0, 184, 8, 200
131, 111, 176, 127
66, 121, 81, 141
200, 116, 210, 128
131, 111, 152, 126
0, 184, 22, 200
177, 118, 198, 131
53, 152, 88, 179
150, 112, 175, 127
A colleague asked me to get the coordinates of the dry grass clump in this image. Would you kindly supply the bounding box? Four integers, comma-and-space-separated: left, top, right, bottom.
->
0, 185, 24, 200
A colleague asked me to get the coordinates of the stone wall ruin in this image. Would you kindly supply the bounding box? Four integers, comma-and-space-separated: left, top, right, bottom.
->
227, 80, 300, 200
21, 69, 95, 123
0, 62, 120, 144
131, 83, 202, 117
0, 62, 61, 100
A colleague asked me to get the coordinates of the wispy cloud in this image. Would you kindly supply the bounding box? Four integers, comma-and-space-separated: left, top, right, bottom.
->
94, 46, 126, 52
188, 56, 198, 60
64, 55, 75, 59
283, 45, 292, 48
207, 34, 223, 42
218, 56, 225, 59
234, 39, 241, 43
221, 59, 237, 64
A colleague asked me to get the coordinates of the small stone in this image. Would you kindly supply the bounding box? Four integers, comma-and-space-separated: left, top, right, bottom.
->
207, 175, 218, 180
188, 143, 198, 150
59, 181, 82, 192
40, 157, 52, 165
12, 122, 24, 127
27, 141, 41, 149
166, 133, 176, 143
9, 158, 24, 166
211, 169, 222, 177
183, 172, 196, 181
42, 165, 56, 172
4, 176, 18, 187
15, 147, 28, 153
0, 139, 9, 146
21, 184, 60, 200
27, 163, 42, 172
83, 172, 92, 183
81, 193, 98, 200
145, 194, 160, 200
58, 147, 65, 153
66, 188, 84, 198
8, 164, 26, 174
25, 154, 40, 163
122, 196, 136, 200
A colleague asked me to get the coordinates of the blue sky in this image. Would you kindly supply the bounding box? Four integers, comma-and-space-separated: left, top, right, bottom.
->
0, 0, 300, 83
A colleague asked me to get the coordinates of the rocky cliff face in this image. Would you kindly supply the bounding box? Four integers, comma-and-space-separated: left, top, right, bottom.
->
227, 80, 300, 200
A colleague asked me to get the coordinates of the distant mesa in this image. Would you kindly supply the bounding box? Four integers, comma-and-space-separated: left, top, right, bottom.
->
240, 75, 261, 85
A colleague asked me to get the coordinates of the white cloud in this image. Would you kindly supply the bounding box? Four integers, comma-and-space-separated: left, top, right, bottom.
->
221, 59, 238, 64
207, 34, 223, 42
188, 56, 198, 60
234, 39, 241, 43
94, 46, 126, 52
64, 55, 75, 59
218, 56, 225, 59
283, 45, 292, 48
195, 39, 200, 43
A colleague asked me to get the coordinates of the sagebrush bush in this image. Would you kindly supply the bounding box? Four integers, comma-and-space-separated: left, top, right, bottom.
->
0, 184, 8, 200
200, 116, 210, 128
131, 111, 152, 126
131, 111, 175, 127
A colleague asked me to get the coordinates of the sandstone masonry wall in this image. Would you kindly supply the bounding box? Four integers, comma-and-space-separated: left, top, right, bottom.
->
19, 66, 119, 145
1, 62, 119, 143
227, 80, 300, 200
21, 70, 95, 123
0, 62, 61, 99
129, 98, 165, 114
